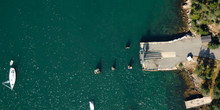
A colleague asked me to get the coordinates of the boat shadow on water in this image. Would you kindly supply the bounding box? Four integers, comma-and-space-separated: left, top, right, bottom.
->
126, 39, 131, 49
96, 60, 102, 71
112, 59, 116, 69
129, 57, 134, 66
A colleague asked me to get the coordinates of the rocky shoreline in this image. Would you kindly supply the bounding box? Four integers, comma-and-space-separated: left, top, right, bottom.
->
182, 0, 192, 31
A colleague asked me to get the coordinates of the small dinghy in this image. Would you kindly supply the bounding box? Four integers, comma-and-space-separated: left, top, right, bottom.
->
2, 60, 16, 90
89, 101, 94, 110
94, 68, 101, 74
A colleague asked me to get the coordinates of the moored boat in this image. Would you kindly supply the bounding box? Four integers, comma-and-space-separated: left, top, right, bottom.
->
9, 68, 16, 90
89, 101, 94, 110
94, 68, 101, 74
2, 60, 16, 90
10, 60, 14, 66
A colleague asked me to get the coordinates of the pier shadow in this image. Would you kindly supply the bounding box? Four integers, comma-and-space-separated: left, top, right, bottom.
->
96, 60, 102, 71
144, 43, 149, 52
185, 94, 203, 101
140, 30, 191, 42
112, 59, 116, 69
126, 39, 131, 48
129, 57, 134, 66
129, 107, 136, 110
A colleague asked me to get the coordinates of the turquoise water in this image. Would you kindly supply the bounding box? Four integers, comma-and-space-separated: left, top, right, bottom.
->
0, 0, 187, 109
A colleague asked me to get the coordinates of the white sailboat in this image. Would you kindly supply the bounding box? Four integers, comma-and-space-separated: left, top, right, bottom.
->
89, 101, 94, 110
2, 60, 16, 90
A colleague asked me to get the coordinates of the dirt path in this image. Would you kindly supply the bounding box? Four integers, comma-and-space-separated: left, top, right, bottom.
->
182, 57, 203, 90
208, 24, 220, 36
209, 61, 220, 97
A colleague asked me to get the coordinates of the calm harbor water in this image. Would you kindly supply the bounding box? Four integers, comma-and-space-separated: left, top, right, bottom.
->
0, 0, 187, 109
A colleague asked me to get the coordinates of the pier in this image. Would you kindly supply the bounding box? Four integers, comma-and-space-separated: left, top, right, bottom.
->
139, 34, 202, 71
185, 97, 212, 109
140, 34, 220, 71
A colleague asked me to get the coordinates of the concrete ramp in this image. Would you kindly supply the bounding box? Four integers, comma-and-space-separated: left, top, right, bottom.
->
161, 52, 176, 58
185, 97, 212, 109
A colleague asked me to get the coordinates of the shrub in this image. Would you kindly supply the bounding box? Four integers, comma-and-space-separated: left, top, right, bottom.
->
213, 87, 220, 99
209, 99, 220, 110
200, 24, 210, 35
190, 0, 219, 36
214, 9, 220, 16
201, 86, 209, 94
195, 65, 202, 74
200, 73, 207, 80
179, 62, 183, 67
208, 42, 219, 49
191, 14, 200, 20
205, 72, 213, 79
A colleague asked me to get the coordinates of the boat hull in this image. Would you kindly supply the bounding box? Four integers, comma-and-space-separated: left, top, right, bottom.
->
9, 68, 16, 90
89, 101, 94, 110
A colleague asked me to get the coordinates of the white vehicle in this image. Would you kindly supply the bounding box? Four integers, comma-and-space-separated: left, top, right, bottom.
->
2, 60, 16, 90
89, 101, 94, 110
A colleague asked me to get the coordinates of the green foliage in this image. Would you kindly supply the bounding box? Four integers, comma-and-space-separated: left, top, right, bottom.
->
201, 82, 209, 94
217, 35, 220, 38
214, 9, 220, 16
206, 72, 213, 79
209, 3, 218, 10
208, 42, 219, 49
213, 86, 220, 99
200, 24, 210, 35
190, 0, 219, 35
200, 73, 207, 79
195, 57, 216, 96
213, 75, 220, 99
191, 14, 200, 20
195, 65, 202, 74
208, 99, 220, 110
209, 71, 220, 109
179, 62, 183, 67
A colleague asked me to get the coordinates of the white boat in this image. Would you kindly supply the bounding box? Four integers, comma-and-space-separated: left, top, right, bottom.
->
2, 60, 16, 90
10, 60, 14, 66
89, 101, 94, 110
9, 68, 16, 89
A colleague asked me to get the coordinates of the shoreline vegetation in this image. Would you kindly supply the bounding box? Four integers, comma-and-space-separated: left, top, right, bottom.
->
179, 0, 220, 109
182, 0, 220, 47
178, 57, 220, 109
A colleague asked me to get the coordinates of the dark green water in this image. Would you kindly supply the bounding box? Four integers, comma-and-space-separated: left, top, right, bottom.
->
0, 0, 187, 109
